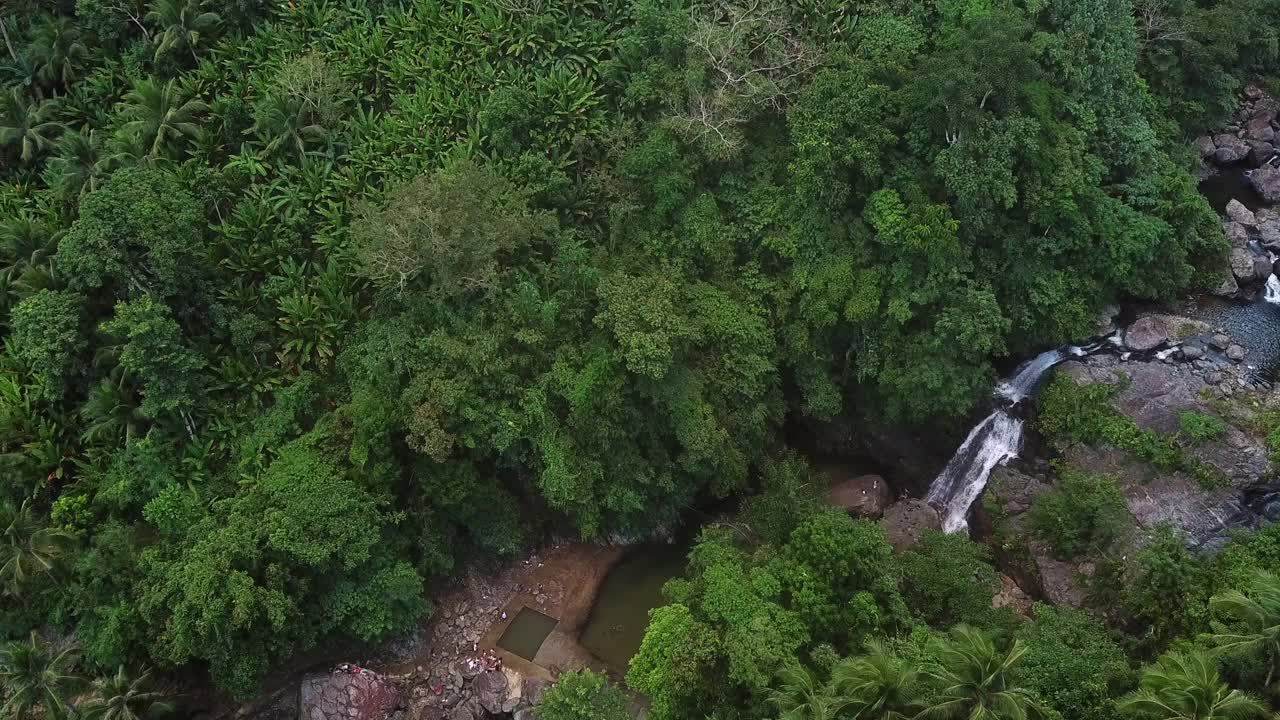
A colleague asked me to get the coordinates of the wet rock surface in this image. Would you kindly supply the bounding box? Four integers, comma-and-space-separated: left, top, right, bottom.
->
1052, 342, 1273, 547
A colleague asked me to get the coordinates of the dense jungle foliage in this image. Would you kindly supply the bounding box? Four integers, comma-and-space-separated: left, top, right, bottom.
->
1, 0, 1279, 711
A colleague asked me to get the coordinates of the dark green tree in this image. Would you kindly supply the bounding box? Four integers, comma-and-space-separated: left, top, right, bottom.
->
56, 166, 208, 300
100, 296, 205, 428
9, 290, 84, 402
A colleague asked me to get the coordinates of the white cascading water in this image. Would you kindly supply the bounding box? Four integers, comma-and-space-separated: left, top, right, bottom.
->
927, 346, 1089, 533
926, 412, 1025, 533
994, 346, 1087, 403
1265, 274, 1280, 305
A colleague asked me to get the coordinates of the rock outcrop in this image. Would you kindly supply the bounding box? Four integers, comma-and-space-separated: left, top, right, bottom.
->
1051, 344, 1273, 548
1203, 90, 1280, 172
300, 670, 401, 720
980, 466, 1093, 609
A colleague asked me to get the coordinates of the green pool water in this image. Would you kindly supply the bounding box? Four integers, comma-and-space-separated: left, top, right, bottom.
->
579, 543, 689, 670
497, 607, 557, 661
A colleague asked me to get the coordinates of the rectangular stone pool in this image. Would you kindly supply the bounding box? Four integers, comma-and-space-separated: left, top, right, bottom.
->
496, 607, 557, 661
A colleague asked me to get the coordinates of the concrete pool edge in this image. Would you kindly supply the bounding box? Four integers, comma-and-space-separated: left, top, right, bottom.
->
478, 544, 627, 680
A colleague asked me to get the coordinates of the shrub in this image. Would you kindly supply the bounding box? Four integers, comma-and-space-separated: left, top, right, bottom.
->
1177, 410, 1227, 444
1016, 605, 1134, 720
1028, 471, 1129, 560
1038, 377, 1224, 488
538, 670, 630, 720
1122, 524, 1211, 653
897, 530, 1006, 629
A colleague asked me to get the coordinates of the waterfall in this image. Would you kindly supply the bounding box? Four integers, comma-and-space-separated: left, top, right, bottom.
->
926, 412, 1025, 533
928, 343, 1094, 533
1265, 274, 1280, 305
996, 347, 1073, 403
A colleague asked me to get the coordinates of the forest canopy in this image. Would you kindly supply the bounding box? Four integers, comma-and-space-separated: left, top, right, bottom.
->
0, 0, 1277, 705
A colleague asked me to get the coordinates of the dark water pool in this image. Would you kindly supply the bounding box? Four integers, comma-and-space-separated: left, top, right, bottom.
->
579, 543, 689, 670
496, 607, 557, 660
1200, 166, 1265, 213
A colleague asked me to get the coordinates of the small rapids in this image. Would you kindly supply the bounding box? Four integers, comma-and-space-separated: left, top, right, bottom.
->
927, 345, 1096, 533
1266, 274, 1280, 305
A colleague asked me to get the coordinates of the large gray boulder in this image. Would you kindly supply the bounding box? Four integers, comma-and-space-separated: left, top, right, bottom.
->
1259, 216, 1280, 249
1246, 114, 1276, 143
826, 474, 891, 518
300, 671, 401, 720
1231, 247, 1257, 281
880, 499, 940, 552
472, 671, 509, 715
1249, 141, 1276, 168
1036, 558, 1092, 608
1214, 135, 1251, 164
1213, 272, 1240, 297
1226, 199, 1257, 227
1252, 165, 1280, 204
1123, 314, 1210, 351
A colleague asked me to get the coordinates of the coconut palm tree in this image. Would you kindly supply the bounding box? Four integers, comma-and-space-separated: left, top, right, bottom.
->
250, 91, 328, 164
0, 216, 59, 286
44, 127, 105, 201
1205, 571, 1280, 695
770, 665, 842, 720
918, 625, 1047, 720
117, 78, 208, 161
0, 500, 75, 598
80, 377, 147, 446
28, 16, 88, 92
1118, 650, 1267, 720
0, 88, 62, 164
0, 633, 81, 720
832, 641, 920, 720
145, 0, 220, 64
80, 666, 176, 720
